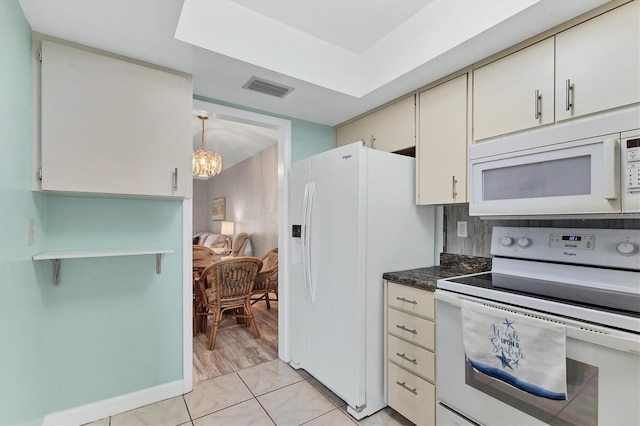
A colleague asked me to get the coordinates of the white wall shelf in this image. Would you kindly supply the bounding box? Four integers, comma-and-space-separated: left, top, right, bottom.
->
32, 249, 174, 285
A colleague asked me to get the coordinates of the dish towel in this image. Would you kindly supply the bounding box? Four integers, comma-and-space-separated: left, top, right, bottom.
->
461, 299, 567, 400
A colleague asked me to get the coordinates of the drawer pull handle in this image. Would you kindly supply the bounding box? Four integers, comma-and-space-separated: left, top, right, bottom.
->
396, 325, 417, 335
396, 297, 417, 305
396, 381, 418, 395
396, 352, 417, 364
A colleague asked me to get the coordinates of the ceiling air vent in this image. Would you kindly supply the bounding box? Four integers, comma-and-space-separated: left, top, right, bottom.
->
243, 77, 294, 98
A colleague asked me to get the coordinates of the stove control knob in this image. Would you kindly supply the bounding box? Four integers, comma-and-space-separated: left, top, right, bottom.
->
616, 241, 639, 256
501, 236, 514, 246
517, 237, 532, 248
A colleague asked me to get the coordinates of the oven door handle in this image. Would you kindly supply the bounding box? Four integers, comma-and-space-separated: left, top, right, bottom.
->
567, 327, 640, 355
435, 290, 640, 355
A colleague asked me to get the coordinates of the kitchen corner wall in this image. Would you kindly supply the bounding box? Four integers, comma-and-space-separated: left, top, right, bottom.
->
445, 204, 640, 257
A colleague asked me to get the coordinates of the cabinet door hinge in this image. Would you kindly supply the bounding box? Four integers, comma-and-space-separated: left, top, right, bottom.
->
38, 49, 42, 63
38, 168, 43, 181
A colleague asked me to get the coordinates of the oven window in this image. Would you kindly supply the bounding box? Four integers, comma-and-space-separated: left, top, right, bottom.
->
465, 357, 598, 425
482, 155, 591, 201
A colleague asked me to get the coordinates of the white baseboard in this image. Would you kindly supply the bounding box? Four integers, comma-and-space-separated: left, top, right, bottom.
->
42, 380, 185, 426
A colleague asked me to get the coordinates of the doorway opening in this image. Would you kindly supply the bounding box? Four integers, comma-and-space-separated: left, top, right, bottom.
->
183, 99, 292, 390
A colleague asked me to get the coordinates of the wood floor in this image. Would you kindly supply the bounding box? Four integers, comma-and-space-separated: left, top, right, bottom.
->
192, 298, 279, 384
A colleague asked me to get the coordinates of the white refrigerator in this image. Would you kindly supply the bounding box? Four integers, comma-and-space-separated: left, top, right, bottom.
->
288, 142, 435, 419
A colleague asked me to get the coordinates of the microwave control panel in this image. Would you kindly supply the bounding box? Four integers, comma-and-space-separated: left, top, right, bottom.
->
623, 136, 640, 195
622, 131, 640, 213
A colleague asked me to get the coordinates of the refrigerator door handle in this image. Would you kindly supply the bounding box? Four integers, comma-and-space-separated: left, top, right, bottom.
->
301, 183, 311, 301
304, 182, 316, 303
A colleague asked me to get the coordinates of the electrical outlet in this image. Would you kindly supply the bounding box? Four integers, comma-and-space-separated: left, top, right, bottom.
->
457, 221, 468, 238
27, 218, 35, 246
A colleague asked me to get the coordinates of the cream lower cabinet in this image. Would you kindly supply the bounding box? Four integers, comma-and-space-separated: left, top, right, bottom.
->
336, 95, 415, 152
417, 74, 469, 205
386, 281, 436, 425
37, 40, 192, 198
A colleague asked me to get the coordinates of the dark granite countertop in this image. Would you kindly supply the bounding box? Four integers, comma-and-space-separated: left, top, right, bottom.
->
383, 253, 491, 292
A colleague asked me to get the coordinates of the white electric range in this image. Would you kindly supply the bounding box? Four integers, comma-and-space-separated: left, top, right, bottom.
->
435, 226, 640, 426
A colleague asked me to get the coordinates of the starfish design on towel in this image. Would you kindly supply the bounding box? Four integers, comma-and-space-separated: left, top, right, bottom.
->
512, 359, 520, 367
503, 318, 514, 330
496, 351, 513, 369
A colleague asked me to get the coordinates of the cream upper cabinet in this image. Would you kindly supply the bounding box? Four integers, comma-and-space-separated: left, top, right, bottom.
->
368, 96, 415, 152
336, 114, 372, 148
473, 2, 640, 141
335, 95, 415, 152
38, 40, 192, 198
418, 74, 468, 205
555, 1, 640, 121
473, 38, 555, 141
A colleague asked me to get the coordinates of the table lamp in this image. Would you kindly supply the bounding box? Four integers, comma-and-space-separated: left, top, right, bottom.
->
220, 221, 234, 249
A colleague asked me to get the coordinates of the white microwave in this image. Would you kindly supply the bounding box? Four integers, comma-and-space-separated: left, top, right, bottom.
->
469, 108, 640, 218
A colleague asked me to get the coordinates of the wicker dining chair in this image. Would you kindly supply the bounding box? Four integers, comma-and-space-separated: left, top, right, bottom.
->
197, 256, 263, 350
192, 245, 217, 336
251, 248, 278, 309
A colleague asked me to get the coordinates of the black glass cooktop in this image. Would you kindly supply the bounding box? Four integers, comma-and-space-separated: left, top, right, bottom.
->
446, 273, 640, 318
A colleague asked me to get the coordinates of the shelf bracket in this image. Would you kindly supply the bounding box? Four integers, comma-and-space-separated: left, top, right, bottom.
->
156, 253, 163, 274
51, 259, 61, 285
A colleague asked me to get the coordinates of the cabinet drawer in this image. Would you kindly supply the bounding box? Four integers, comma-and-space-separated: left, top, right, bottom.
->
388, 362, 435, 426
388, 335, 435, 382
388, 282, 435, 319
388, 308, 434, 350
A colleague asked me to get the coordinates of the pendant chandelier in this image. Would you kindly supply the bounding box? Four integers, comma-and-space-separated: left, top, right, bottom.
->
192, 114, 222, 177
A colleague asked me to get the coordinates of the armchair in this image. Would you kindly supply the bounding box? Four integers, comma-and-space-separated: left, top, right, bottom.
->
230, 232, 250, 257
251, 248, 278, 309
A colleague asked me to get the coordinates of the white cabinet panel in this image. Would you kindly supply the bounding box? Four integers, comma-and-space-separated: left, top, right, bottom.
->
418, 74, 469, 205
555, 1, 640, 121
40, 40, 192, 198
473, 38, 555, 141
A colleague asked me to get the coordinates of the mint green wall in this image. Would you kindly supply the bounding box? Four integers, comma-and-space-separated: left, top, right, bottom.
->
1, 1, 185, 420
290, 119, 336, 162
43, 196, 184, 413
0, 1, 46, 424
193, 95, 335, 161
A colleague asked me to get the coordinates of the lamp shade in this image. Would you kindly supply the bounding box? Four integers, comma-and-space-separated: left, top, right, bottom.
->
220, 221, 234, 236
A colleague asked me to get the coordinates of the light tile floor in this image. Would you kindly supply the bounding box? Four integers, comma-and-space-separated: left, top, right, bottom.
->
85, 359, 414, 426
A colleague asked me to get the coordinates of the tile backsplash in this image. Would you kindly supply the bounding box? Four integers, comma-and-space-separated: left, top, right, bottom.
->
444, 204, 640, 258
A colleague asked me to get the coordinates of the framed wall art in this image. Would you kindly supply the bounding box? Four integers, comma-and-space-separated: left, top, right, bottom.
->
211, 197, 226, 221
